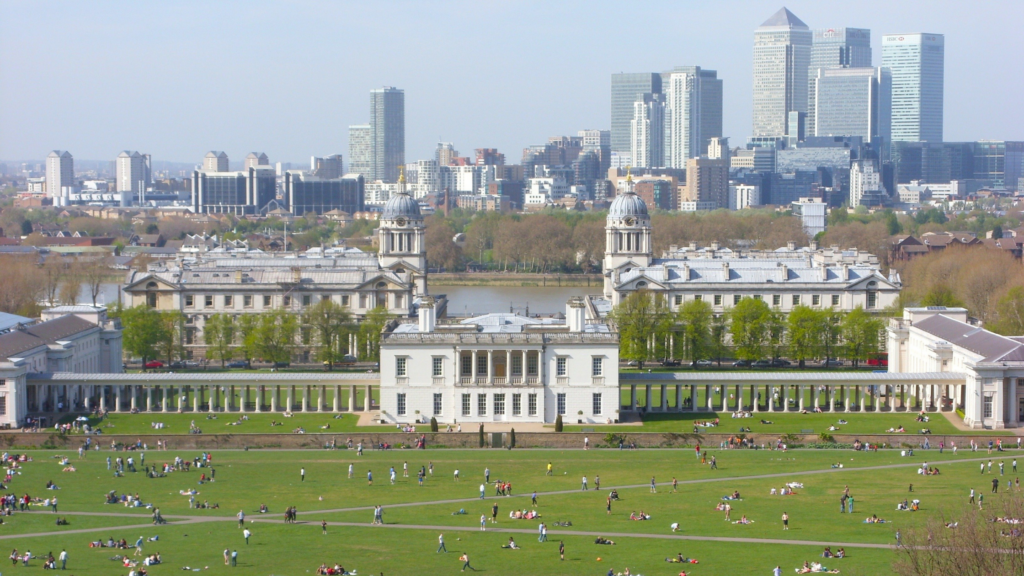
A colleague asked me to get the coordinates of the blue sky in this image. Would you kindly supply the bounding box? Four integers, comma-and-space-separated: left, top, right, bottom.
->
2, 0, 1021, 166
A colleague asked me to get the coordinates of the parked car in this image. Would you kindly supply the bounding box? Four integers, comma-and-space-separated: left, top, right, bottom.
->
144, 360, 164, 369
625, 360, 638, 366
751, 360, 772, 368
168, 361, 184, 370
694, 359, 714, 367
732, 359, 751, 368
272, 361, 290, 368
771, 359, 792, 368
661, 359, 681, 367
183, 360, 200, 368
823, 359, 845, 367
226, 361, 248, 369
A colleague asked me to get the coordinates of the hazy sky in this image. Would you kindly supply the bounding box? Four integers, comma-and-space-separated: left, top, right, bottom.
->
2, 0, 1022, 166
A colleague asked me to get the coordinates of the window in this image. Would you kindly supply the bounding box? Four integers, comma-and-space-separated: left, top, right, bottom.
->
528, 393, 537, 416
243, 295, 253, 308
867, 292, 877, 309
512, 393, 522, 416
0, 396, 6, 415
527, 354, 538, 376
224, 295, 233, 307
592, 393, 603, 415
812, 295, 821, 306
733, 295, 741, 305
263, 295, 271, 307
494, 394, 505, 415
433, 393, 442, 416
477, 354, 487, 375
146, 292, 157, 308
461, 355, 472, 376
461, 394, 471, 416
674, 295, 683, 305
792, 295, 800, 306
477, 394, 487, 416
185, 295, 194, 307
556, 357, 567, 377
557, 393, 566, 415
396, 357, 407, 377
301, 327, 311, 345
772, 294, 781, 306
831, 294, 840, 306
1018, 378, 1024, 387
753, 294, 762, 301
432, 357, 443, 377
322, 294, 330, 302
395, 294, 404, 308
359, 294, 367, 308
205, 295, 213, 308
984, 394, 994, 418
592, 357, 603, 376
714, 295, 722, 306
694, 294, 702, 301
396, 393, 406, 416
283, 295, 292, 307
511, 355, 522, 375
341, 295, 350, 306
302, 295, 311, 307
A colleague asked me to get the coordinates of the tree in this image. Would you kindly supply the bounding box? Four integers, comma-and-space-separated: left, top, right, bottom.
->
256, 309, 298, 365
41, 258, 65, 307
204, 313, 236, 367
728, 297, 771, 361
676, 299, 713, 364
921, 285, 965, 308
236, 314, 261, 368
358, 306, 391, 362
611, 290, 672, 369
842, 306, 884, 367
820, 309, 844, 365
766, 307, 787, 361
0, 255, 43, 316
82, 257, 110, 306
302, 299, 353, 369
57, 260, 83, 305
991, 224, 1004, 239
710, 314, 729, 367
425, 216, 463, 272
554, 414, 563, 432
120, 305, 165, 368
787, 305, 822, 368
990, 286, 1024, 336
157, 311, 185, 364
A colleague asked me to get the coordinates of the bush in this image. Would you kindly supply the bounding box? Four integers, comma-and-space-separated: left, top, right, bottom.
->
554, 414, 563, 432
818, 433, 836, 443
509, 428, 516, 449
430, 417, 438, 432
478, 424, 485, 448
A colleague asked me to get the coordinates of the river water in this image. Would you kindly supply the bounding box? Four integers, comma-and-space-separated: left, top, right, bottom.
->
90, 283, 595, 316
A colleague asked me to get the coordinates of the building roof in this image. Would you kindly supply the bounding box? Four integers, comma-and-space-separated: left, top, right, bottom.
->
912, 314, 1024, 363
0, 312, 33, 334
608, 190, 649, 218
620, 371, 967, 383
0, 315, 97, 360
30, 372, 380, 383
125, 266, 406, 291
759, 7, 807, 29
385, 312, 616, 344
617, 259, 891, 288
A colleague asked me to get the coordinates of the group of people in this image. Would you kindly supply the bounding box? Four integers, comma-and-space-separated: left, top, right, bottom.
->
314, 563, 350, 575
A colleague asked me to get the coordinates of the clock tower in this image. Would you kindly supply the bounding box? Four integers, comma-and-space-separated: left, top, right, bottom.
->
603, 168, 652, 298
378, 168, 427, 295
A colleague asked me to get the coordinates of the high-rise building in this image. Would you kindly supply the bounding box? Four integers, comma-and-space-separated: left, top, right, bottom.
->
348, 125, 372, 178
849, 159, 882, 207
142, 153, 152, 188
370, 87, 405, 182
813, 67, 891, 148
578, 129, 611, 174
192, 166, 276, 215
45, 150, 73, 198
683, 157, 729, 209
435, 142, 457, 167
808, 28, 872, 135
753, 8, 812, 138
311, 154, 344, 179
630, 93, 666, 169
475, 149, 505, 166
203, 151, 229, 172
1007, 142, 1024, 193
611, 73, 662, 154
882, 33, 944, 142
116, 151, 146, 195
890, 141, 973, 184
244, 152, 269, 170
284, 171, 364, 216
663, 66, 723, 166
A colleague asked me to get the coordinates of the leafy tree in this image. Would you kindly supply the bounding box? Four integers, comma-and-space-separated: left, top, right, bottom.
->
302, 299, 353, 369
787, 305, 822, 368
676, 299, 713, 364
157, 311, 185, 364
119, 305, 166, 368
766, 307, 787, 361
990, 286, 1024, 336
921, 285, 965, 308
554, 414, 563, 432
358, 306, 391, 362
710, 313, 730, 367
991, 224, 1003, 239
611, 290, 672, 369
204, 313, 236, 367
236, 314, 261, 368
728, 297, 771, 361
256, 309, 298, 365
842, 306, 884, 367
820, 309, 844, 366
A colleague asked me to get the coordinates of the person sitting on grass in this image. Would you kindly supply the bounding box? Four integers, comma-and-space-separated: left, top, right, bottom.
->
594, 537, 615, 545
835, 548, 846, 559
760, 419, 773, 425
733, 515, 752, 525
259, 504, 268, 514
609, 490, 620, 501
666, 553, 698, 564
864, 514, 887, 523
501, 537, 520, 550
822, 546, 833, 558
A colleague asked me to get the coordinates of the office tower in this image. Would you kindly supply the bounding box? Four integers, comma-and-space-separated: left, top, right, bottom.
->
244, 152, 269, 170
348, 125, 372, 178
203, 151, 229, 172
753, 8, 811, 138
435, 142, 457, 167
684, 157, 729, 209
45, 150, 73, 198
849, 159, 882, 206
284, 171, 364, 216
882, 33, 944, 142
729, 183, 761, 210
808, 28, 871, 134
116, 151, 146, 195
890, 141, 973, 184
192, 166, 276, 215
578, 129, 610, 151
631, 93, 666, 168
663, 66, 723, 166
611, 73, 662, 154
813, 67, 891, 149
1007, 142, 1024, 192
370, 87, 405, 182
311, 154, 344, 179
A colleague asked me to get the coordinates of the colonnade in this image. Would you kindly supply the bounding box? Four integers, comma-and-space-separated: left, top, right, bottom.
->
626, 382, 964, 413
458, 350, 542, 385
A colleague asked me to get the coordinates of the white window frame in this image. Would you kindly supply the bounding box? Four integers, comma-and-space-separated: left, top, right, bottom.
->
433, 393, 442, 416
461, 393, 471, 416
592, 393, 602, 415
494, 393, 505, 415
983, 394, 994, 418
396, 393, 406, 416
527, 393, 537, 416
556, 357, 567, 377
432, 357, 444, 377
592, 357, 603, 377
396, 357, 407, 377
512, 393, 522, 416
557, 393, 566, 415
477, 393, 487, 416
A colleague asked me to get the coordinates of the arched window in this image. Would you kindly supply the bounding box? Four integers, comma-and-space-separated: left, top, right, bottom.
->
636, 281, 648, 288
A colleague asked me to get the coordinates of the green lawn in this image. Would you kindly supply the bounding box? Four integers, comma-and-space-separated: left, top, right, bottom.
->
55, 412, 424, 436
2, 447, 1021, 575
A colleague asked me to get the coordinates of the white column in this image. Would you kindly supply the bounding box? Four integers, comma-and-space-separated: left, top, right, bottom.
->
691, 385, 698, 412
99, 388, 107, 412
676, 385, 683, 412
521, 350, 527, 381
706, 385, 713, 411
271, 386, 279, 412
799, 385, 805, 411
844, 386, 850, 413
114, 386, 122, 412
645, 385, 652, 411
487, 350, 494, 384
860, 386, 867, 411
630, 384, 637, 411
752, 385, 759, 412
782, 385, 788, 412
287, 386, 294, 412
472, 352, 479, 383
505, 351, 511, 381
146, 387, 152, 412
364, 384, 372, 411
193, 387, 200, 412
660, 384, 667, 412
333, 385, 341, 412
302, 386, 309, 412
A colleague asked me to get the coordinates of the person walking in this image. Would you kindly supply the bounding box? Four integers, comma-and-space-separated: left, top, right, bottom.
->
531, 491, 538, 507
969, 488, 975, 504
223, 548, 230, 565
459, 552, 473, 572
322, 520, 327, 535
133, 536, 144, 557
582, 476, 588, 491
595, 475, 600, 490
584, 437, 589, 450
993, 477, 1000, 493
724, 503, 731, 521
540, 522, 548, 542
650, 476, 657, 493
480, 515, 486, 531
300, 467, 305, 482
484, 467, 490, 483
243, 528, 251, 545
1001, 461, 1005, 476
390, 467, 396, 485
606, 496, 612, 515
58, 549, 67, 570
403, 461, 408, 478
51, 497, 57, 513
348, 464, 353, 479
230, 550, 237, 567
437, 533, 447, 553
1014, 459, 1018, 473
710, 455, 717, 470
848, 496, 855, 514
782, 512, 789, 530
237, 510, 245, 528
895, 530, 901, 548
979, 493, 984, 510
491, 502, 498, 524
559, 540, 565, 561
367, 470, 373, 486
479, 484, 486, 499
546, 462, 553, 476
672, 477, 678, 493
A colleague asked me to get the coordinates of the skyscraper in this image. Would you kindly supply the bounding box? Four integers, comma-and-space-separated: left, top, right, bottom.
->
244, 152, 269, 170
813, 67, 891, 147
882, 33, 944, 142
752, 8, 811, 138
611, 73, 662, 154
45, 150, 73, 198
370, 87, 405, 182
630, 93, 665, 168
348, 125, 372, 178
435, 142, 457, 167
849, 159, 882, 207
203, 151, 229, 172
663, 66, 723, 167
807, 28, 872, 135
116, 151, 146, 195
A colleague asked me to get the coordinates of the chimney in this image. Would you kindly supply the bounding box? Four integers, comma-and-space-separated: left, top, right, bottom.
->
567, 297, 586, 333
842, 263, 850, 281
722, 261, 730, 280
787, 241, 796, 250
781, 263, 788, 281
809, 240, 818, 250
418, 296, 436, 333
291, 267, 301, 283
682, 263, 690, 281
710, 241, 720, 250
688, 241, 697, 250
235, 270, 242, 282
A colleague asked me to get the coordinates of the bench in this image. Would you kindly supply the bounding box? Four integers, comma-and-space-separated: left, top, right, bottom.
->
800, 429, 814, 434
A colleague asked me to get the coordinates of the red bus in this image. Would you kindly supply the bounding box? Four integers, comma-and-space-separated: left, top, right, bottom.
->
866, 353, 888, 367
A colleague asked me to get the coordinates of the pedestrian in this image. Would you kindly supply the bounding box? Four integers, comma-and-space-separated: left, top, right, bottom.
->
429, 462, 433, 475
437, 533, 447, 553
480, 514, 486, 531
909, 484, 914, 493
479, 484, 486, 499
650, 476, 657, 493
300, 467, 305, 482
782, 511, 789, 530
134, 536, 144, 557
606, 496, 612, 515
1015, 459, 1018, 473
454, 469, 460, 481
485, 467, 490, 483
988, 460, 993, 473
546, 462, 553, 476
348, 463, 353, 479
672, 477, 678, 492
710, 455, 717, 470
322, 520, 327, 535
459, 552, 473, 572
51, 497, 57, 513
230, 549, 237, 567
1001, 461, 1006, 476
840, 495, 847, 513
491, 502, 498, 524
223, 548, 230, 565
848, 496, 855, 514
531, 491, 538, 507
774, 566, 782, 576
59, 549, 67, 570
368, 470, 373, 486
243, 528, 251, 544
969, 488, 975, 504
993, 477, 1000, 493
895, 530, 901, 548
540, 522, 547, 542
981, 462, 986, 475
559, 540, 565, 561
390, 467, 396, 485
582, 476, 588, 491
403, 461, 408, 477
584, 436, 589, 450
724, 503, 731, 521
595, 475, 600, 490
979, 494, 984, 510
106, 456, 111, 470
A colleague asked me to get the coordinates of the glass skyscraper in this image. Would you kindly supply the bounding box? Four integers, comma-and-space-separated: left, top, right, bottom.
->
882, 33, 944, 142
813, 67, 890, 151
752, 8, 811, 138
807, 27, 871, 135
610, 73, 662, 155
663, 66, 723, 167
370, 87, 405, 183
348, 125, 372, 179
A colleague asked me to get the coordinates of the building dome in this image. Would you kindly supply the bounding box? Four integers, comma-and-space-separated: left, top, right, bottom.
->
382, 192, 421, 220
608, 191, 649, 219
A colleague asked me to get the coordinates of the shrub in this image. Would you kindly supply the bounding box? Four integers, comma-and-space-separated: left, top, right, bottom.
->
430, 417, 438, 432
554, 414, 563, 432
818, 433, 836, 443
509, 428, 516, 449
478, 424, 485, 448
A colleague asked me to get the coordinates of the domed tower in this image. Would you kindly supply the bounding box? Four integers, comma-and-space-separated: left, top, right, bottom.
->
603, 168, 652, 298
378, 168, 427, 295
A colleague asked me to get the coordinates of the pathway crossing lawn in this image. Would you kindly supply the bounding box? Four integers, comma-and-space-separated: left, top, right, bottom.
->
54, 412, 421, 436
3, 448, 1021, 575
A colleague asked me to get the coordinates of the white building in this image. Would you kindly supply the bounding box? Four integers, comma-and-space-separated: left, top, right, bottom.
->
116, 151, 147, 197
849, 160, 882, 207
203, 151, 229, 172
379, 297, 619, 424
882, 33, 944, 143
46, 151, 73, 199
630, 93, 665, 168
791, 197, 827, 237
887, 307, 1024, 429
524, 177, 569, 205
0, 306, 123, 427
729, 183, 761, 210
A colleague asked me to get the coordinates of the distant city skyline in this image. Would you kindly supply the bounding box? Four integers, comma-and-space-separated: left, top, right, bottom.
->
1, 1, 1021, 164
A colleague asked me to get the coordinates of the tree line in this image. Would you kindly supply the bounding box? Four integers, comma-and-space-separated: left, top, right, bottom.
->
0, 255, 111, 317
611, 291, 885, 368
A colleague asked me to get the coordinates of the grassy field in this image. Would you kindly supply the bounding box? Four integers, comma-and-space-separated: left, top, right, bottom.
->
1, 447, 1020, 575
54, 412, 424, 436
